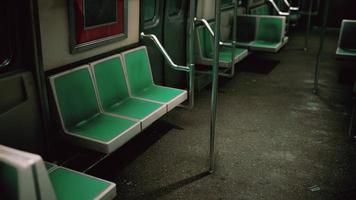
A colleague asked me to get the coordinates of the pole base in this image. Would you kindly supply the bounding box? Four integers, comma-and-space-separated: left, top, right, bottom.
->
313, 88, 319, 95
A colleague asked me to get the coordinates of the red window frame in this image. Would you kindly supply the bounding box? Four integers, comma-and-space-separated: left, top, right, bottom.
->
69, 0, 127, 53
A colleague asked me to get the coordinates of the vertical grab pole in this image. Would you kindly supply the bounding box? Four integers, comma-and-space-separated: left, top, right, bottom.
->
209, 0, 221, 173
313, 0, 330, 94
304, 0, 313, 51
187, 0, 196, 109
228, 0, 238, 78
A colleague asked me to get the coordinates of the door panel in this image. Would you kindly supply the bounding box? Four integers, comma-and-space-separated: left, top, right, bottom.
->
0, 72, 43, 153
0, 0, 45, 154
141, 0, 165, 84
163, 0, 188, 88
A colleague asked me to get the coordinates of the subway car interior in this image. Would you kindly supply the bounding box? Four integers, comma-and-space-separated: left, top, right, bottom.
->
1, 0, 356, 199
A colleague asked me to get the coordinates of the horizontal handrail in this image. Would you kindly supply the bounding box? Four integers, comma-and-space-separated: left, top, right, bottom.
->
140, 32, 190, 72
219, 42, 234, 47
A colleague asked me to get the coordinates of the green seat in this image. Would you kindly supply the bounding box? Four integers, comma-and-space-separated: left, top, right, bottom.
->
45, 161, 57, 172
250, 4, 271, 15
49, 167, 115, 200
236, 15, 258, 47
250, 7, 258, 15
336, 48, 356, 58
0, 144, 116, 200
209, 48, 249, 63
195, 22, 249, 68
250, 16, 286, 52
260, 4, 272, 15
90, 55, 166, 130
0, 161, 21, 200
0, 146, 44, 200
121, 47, 187, 112
49, 66, 141, 153
336, 20, 356, 59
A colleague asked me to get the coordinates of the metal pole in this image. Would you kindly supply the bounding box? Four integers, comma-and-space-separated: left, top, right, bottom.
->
304, 0, 314, 51
228, 0, 238, 78
349, 102, 356, 138
313, 0, 330, 94
186, 0, 196, 109
209, 0, 221, 173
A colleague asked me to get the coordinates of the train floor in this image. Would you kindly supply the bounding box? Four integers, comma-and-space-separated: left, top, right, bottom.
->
88, 30, 356, 200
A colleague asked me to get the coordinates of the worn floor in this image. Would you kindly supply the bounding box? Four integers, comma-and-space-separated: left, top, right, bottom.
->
89, 30, 356, 200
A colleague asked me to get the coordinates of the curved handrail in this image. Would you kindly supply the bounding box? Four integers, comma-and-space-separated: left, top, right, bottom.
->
283, 0, 291, 7
267, 0, 290, 16
140, 32, 195, 109
283, 0, 299, 11
194, 18, 234, 47
194, 18, 215, 37
0, 58, 12, 68
140, 32, 190, 72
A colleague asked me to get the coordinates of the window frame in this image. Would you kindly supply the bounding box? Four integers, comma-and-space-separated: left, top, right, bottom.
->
68, 0, 128, 53
167, 0, 184, 19
143, 0, 161, 29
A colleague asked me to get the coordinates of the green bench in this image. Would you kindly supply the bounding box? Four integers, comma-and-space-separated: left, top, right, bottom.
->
336, 20, 356, 59
121, 47, 187, 112
50, 66, 141, 154
90, 54, 166, 130
195, 21, 249, 68
236, 15, 288, 53
0, 144, 116, 200
50, 46, 187, 153
235, 15, 258, 47
248, 0, 297, 30
250, 4, 271, 15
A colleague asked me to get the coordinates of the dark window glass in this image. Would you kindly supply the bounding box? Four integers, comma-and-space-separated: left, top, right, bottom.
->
168, 1, 183, 17
84, 0, 117, 28
143, 0, 157, 22
222, 0, 233, 6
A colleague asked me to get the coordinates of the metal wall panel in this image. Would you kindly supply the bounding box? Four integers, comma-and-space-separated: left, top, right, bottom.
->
0, 72, 44, 153
163, 0, 188, 88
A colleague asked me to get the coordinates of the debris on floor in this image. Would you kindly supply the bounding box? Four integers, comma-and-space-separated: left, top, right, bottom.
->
308, 185, 321, 192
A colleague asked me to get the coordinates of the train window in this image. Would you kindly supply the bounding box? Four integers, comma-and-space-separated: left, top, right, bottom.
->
84, 0, 117, 29
0, 2, 12, 70
222, 0, 233, 6
168, 1, 183, 17
143, 0, 158, 24
221, 0, 238, 9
